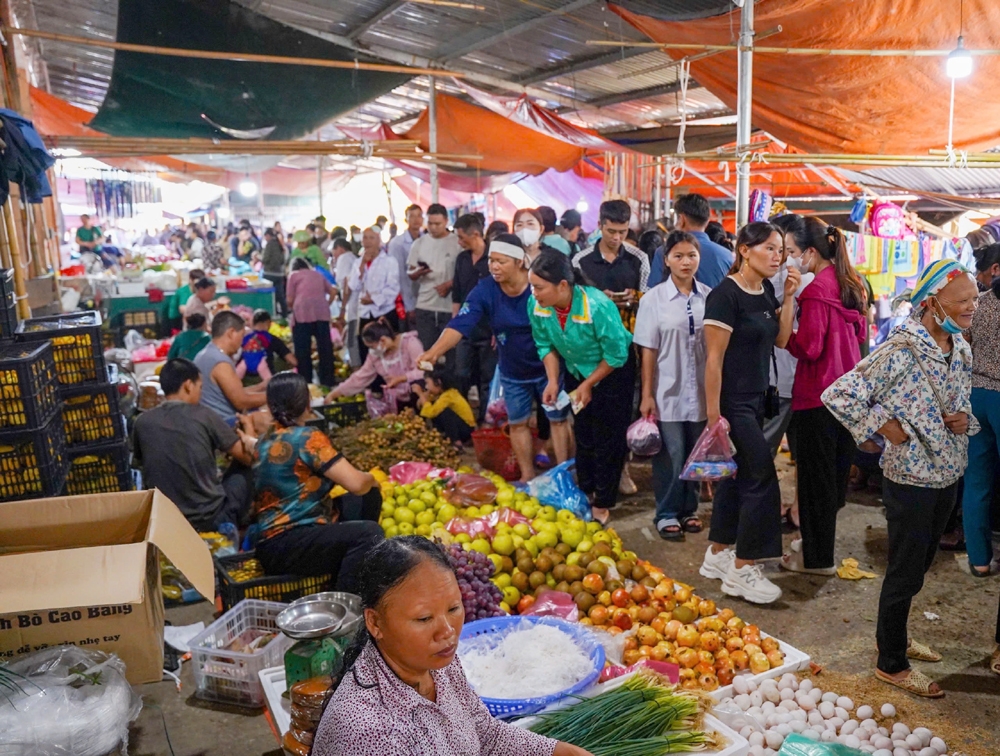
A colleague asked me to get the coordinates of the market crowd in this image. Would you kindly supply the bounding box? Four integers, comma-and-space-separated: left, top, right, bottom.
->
128, 192, 1000, 712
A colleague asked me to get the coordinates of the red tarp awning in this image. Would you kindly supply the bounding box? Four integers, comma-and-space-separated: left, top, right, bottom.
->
613, 0, 1000, 155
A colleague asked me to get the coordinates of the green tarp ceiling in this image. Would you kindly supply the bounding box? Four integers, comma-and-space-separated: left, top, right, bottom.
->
89, 0, 409, 140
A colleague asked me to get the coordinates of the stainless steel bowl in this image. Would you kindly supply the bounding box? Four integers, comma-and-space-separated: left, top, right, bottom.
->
277, 599, 348, 640
286, 592, 363, 639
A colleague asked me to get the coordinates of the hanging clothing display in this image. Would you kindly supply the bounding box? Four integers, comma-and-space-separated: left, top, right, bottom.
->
82, 171, 161, 220
0, 108, 56, 205
843, 230, 956, 297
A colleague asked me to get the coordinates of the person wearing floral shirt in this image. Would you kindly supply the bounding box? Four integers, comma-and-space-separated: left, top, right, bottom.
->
312, 537, 592, 756
823, 259, 979, 699
253, 372, 382, 593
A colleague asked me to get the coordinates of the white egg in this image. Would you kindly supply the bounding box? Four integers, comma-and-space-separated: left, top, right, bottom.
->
808, 711, 824, 727
819, 701, 836, 719
762, 701, 777, 715
859, 747, 876, 755
893, 748, 910, 756
780, 673, 798, 689
906, 734, 923, 749
821, 691, 839, 703
740, 725, 754, 739
789, 720, 806, 734
844, 735, 862, 749
765, 714, 778, 728
749, 745, 765, 756
861, 718, 878, 731
917, 749, 937, 756
856, 705, 874, 720
747, 678, 759, 692
828, 717, 845, 731
776, 723, 792, 737
930, 737, 947, 754
775, 712, 790, 725
879, 727, 890, 737
733, 675, 750, 695
837, 696, 855, 711
821, 730, 837, 742
893, 723, 911, 737
749, 732, 765, 747
799, 679, 813, 693
873, 736, 894, 751
780, 686, 795, 701
735, 693, 751, 711
792, 710, 808, 722
872, 750, 893, 756
835, 706, 849, 721
799, 695, 817, 711
765, 731, 784, 750
810, 688, 824, 703
881, 703, 896, 718
912, 728, 932, 747
748, 706, 763, 719
803, 729, 820, 741
750, 691, 764, 708
763, 750, 776, 756
892, 740, 908, 749
780, 700, 798, 712
842, 720, 859, 735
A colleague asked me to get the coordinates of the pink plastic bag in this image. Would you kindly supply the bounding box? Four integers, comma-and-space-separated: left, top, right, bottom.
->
680, 418, 738, 481
599, 659, 680, 684
389, 461, 455, 484
485, 507, 534, 532
443, 474, 498, 507
519, 591, 579, 622
444, 516, 496, 540
365, 389, 398, 418
626, 416, 662, 456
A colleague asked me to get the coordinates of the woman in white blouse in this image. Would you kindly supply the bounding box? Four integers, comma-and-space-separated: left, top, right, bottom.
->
634, 231, 712, 541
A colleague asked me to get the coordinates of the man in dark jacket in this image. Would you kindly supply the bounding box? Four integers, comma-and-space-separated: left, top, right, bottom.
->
261, 228, 288, 317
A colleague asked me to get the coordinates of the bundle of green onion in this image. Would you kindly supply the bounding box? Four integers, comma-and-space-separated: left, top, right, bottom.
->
528, 673, 718, 755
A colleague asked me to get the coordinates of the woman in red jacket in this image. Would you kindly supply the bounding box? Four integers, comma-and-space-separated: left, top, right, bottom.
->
779, 216, 868, 575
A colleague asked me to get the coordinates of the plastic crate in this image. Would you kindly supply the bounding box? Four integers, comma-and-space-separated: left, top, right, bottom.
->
189, 599, 293, 708
115, 309, 160, 345
0, 412, 67, 502
59, 382, 124, 447
0, 341, 59, 431
215, 551, 331, 612
317, 397, 367, 432
62, 439, 132, 495
16, 310, 106, 386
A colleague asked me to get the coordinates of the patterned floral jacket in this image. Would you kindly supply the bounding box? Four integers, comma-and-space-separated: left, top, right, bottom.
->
822, 317, 979, 488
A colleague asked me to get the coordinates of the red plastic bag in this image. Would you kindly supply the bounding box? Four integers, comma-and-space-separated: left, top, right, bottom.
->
443, 474, 498, 507
389, 461, 455, 484
626, 416, 662, 456
444, 516, 496, 540
485, 507, 533, 531
679, 418, 738, 481
599, 660, 680, 684
519, 591, 579, 621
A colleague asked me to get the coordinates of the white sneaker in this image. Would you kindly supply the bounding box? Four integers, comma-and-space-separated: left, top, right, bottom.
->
722, 562, 783, 604
699, 546, 734, 581
619, 466, 637, 496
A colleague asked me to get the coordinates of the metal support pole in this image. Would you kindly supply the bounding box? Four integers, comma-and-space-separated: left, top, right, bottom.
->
652, 160, 662, 222
429, 76, 439, 204
735, 0, 754, 229
317, 156, 324, 217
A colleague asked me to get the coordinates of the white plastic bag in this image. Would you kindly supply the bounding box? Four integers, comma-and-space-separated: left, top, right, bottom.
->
0, 646, 142, 756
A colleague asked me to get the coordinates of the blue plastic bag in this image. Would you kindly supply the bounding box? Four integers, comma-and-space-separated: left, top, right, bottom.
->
778, 734, 866, 756
527, 459, 591, 522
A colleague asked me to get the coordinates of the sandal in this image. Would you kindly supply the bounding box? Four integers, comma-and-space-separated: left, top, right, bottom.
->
657, 518, 684, 541
990, 646, 1000, 676
592, 506, 611, 526
681, 515, 703, 533
875, 668, 944, 698
906, 640, 942, 662
779, 541, 836, 576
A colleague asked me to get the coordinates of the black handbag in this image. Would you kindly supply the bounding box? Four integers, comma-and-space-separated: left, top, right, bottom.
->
764, 349, 781, 420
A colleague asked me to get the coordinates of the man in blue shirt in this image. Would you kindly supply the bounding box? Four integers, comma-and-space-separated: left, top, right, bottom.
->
648, 193, 734, 289
418, 233, 570, 482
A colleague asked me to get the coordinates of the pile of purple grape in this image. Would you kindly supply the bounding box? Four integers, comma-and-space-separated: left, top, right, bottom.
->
445, 543, 505, 620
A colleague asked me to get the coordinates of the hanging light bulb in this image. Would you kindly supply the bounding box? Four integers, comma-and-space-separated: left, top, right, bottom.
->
576, 200, 589, 213
947, 36, 973, 79
239, 177, 258, 197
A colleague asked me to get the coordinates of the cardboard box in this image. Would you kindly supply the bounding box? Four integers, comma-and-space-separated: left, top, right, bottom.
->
0, 489, 214, 684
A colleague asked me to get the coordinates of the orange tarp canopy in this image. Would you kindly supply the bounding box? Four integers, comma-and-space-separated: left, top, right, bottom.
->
404, 93, 586, 175
613, 0, 1000, 155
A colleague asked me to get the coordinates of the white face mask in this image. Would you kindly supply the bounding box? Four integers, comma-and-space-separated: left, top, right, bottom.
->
516, 227, 541, 247
352, 233, 362, 243
370, 345, 386, 358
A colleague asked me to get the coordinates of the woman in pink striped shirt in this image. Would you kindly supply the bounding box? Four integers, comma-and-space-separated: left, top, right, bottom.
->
286, 257, 336, 386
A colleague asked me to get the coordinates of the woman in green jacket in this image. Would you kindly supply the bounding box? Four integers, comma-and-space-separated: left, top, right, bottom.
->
528, 249, 633, 523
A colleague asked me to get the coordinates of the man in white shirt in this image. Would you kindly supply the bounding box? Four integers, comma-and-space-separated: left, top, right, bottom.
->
348, 226, 401, 362
407, 203, 460, 368
387, 204, 423, 320
332, 237, 360, 366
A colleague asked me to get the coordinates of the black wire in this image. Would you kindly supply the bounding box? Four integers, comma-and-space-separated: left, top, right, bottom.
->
145, 703, 178, 756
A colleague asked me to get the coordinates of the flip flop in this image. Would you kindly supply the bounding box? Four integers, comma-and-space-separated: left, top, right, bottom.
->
681, 516, 703, 533
874, 668, 944, 698
907, 640, 942, 662
990, 646, 1000, 676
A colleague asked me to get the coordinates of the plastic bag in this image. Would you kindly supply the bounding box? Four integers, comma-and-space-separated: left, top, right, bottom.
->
485, 506, 533, 532
680, 418, 738, 481
389, 461, 455, 484
527, 460, 591, 522
484, 368, 507, 426
599, 659, 680, 684
444, 516, 496, 540
443, 473, 498, 507
778, 734, 867, 756
626, 416, 662, 456
365, 389, 398, 418
519, 591, 579, 621
0, 646, 142, 756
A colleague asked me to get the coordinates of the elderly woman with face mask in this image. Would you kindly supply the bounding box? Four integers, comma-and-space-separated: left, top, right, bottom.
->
824, 259, 980, 698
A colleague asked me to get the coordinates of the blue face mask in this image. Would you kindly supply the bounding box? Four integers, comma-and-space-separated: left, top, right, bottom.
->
932, 301, 964, 335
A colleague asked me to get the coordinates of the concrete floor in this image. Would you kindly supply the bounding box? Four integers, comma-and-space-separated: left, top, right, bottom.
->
131, 456, 1000, 756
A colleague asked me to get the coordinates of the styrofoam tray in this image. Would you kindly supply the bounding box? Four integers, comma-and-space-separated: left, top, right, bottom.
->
514, 673, 748, 756
711, 631, 811, 701
260, 665, 291, 737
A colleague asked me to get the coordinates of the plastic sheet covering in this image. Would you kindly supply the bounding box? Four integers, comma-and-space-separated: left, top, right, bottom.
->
0, 646, 142, 756
613, 0, 1000, 154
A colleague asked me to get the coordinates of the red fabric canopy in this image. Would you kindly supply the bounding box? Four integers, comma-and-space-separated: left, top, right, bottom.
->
613, 0, 1000, 154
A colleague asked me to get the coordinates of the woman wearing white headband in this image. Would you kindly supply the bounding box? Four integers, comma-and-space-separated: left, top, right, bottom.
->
419, 234, 571, 481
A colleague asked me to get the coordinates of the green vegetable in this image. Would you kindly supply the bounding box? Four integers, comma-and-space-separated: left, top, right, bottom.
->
528, 673, 717, 755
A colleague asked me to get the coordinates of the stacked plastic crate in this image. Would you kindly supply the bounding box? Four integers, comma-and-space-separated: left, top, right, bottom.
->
15, 310, 133, 495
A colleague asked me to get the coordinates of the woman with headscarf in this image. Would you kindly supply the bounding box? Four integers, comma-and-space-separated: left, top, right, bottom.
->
823, 260, 980, 698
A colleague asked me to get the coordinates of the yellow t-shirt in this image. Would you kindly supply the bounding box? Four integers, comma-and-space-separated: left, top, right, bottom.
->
419, 389, 476, 428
